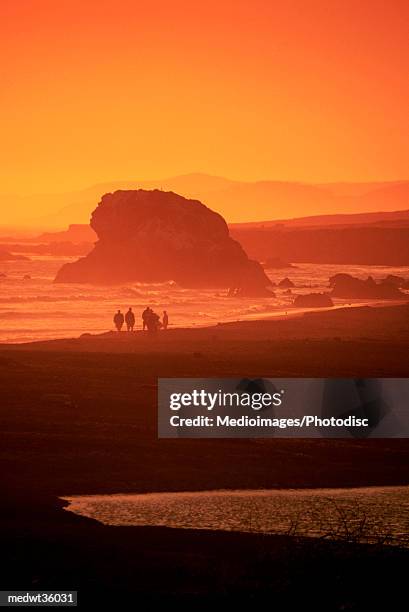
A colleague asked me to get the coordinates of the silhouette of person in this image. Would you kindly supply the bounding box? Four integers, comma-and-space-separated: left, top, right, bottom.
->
113, 309, 124, 332
162, 310, 168, 330
142, 306, 151, 331
125, 307, 135, 332
147, 309, 160, 333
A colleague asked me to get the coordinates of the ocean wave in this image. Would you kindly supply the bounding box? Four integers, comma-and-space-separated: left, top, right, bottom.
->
128, 280, 179, 288
0, 295, 114, 303
229, 303, 288, 316
0, 311, 105, 319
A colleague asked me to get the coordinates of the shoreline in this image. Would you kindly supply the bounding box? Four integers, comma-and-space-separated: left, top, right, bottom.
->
61, 483, 409, 527
61, 482, 409, 500
1, 300, 408, 351
0, 293, 407, 346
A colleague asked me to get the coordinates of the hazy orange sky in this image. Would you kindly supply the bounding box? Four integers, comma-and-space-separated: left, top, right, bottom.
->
1, 0, 408, 196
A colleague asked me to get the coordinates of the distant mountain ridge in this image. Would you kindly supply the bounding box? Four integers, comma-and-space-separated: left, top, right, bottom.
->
1, 173, 408, 228
230, 208, 409, 229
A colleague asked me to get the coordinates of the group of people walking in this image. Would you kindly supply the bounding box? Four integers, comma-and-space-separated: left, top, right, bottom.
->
113, 307, 169, 333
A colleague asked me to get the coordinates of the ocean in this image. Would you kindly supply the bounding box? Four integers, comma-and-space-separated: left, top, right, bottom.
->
0, 255, 408, 343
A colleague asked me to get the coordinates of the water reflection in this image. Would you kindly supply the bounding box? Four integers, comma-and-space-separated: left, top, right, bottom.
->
63, 486, 409, 546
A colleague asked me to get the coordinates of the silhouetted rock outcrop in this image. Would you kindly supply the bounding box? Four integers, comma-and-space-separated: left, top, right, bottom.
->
293, 293, 334, 308
382, 274, 408, 288
329, 274, 406, 299
278, 277, 295, 288
55, 190, 272, 292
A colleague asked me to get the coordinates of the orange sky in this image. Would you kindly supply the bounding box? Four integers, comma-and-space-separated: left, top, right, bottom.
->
1, 0, 408, 196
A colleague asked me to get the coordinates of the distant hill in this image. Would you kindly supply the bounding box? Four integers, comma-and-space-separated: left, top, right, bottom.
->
230, 219, 409, 266
1, 173, 408, 229
229, 205, 409, 266
230, 208, 409, 229
208, 180, 409, 223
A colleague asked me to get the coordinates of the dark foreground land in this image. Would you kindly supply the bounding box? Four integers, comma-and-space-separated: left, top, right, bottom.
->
1, 304, 409, 608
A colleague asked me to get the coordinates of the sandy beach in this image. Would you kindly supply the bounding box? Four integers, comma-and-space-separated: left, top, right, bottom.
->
2, 303, 409, 495
1, 302, 409, 607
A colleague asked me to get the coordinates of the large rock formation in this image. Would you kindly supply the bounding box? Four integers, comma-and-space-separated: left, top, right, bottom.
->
55, 190, 272, 293
382, 274, 409, 288
329, 273, 406, 299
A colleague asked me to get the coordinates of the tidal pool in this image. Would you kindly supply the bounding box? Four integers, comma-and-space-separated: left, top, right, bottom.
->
63, 486, 409, 546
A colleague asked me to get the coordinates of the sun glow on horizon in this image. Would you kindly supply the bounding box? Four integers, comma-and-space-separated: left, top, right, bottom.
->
0, 0, 408, 223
